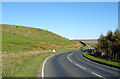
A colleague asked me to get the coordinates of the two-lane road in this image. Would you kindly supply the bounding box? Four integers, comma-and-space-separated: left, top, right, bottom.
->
42, 50, 120, 79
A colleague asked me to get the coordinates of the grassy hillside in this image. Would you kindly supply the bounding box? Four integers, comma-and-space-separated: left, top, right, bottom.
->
2, 24, 76, 52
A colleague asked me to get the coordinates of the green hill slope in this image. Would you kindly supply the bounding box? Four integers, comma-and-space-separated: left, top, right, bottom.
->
2, 24, 76, 52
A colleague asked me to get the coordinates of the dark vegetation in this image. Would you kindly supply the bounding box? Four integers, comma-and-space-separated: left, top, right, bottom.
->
89, 29, 120, 62
79, 41, 86, 46
72, 39, 97, 45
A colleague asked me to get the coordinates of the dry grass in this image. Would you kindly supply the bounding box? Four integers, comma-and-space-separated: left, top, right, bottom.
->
2, 48, 79, 77
2, 50, 50, 77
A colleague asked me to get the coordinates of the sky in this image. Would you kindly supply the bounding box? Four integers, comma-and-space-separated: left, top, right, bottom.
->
1, 0, 119, 2
2, 2, 118, 40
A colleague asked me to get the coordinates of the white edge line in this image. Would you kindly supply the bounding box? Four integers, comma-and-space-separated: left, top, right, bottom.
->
81, 54, 120, 71
42, 51, 76, 78
41, 54, 55, 79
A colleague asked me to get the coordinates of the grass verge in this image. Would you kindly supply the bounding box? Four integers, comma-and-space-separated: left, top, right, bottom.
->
2, 48, 79, 77
83, 52, 120, 69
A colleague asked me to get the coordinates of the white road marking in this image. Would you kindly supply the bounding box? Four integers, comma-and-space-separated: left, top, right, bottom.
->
70, 53, 73, 55
67, 56, 73, 62
41, 54, 55, 79
42, 52, 76, 78
67, 56, 69, 59
74, 63, 87, 70
69, 59, 73, 62
67, 53, 87, 70
67, 52, 106, 79
92, 72, 105, 78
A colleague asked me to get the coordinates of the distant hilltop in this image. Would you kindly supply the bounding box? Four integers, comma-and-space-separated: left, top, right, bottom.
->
71, 39, 98, 45
71, 39, 98, 41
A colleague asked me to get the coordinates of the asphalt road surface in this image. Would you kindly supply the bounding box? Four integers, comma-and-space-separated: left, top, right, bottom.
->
43, 50, 120, 79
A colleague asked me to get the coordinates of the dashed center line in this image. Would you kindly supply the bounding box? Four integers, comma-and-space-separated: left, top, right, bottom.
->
67, 53, 105, 79
74, 63, 87, 70
67, 56, 73, 62
67, 53, 86, 70
91, 72, 105, 79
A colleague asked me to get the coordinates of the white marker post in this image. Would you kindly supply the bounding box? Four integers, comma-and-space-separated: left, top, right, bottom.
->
52, 49, 56, 53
